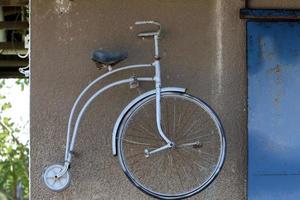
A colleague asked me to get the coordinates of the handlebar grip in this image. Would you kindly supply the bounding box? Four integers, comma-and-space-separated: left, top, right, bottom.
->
135, 21, 160, 26
134, 20, 161, 37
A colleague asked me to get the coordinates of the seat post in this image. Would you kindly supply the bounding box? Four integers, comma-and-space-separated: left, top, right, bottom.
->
96, 63, 112, 72
154, 35, 160, 60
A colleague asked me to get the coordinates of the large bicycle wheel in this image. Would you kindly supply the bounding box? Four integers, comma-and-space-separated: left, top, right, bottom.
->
117, 92, 225, 199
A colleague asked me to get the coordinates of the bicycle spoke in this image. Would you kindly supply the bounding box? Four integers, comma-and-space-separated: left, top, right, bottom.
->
186, 147, 214, 157
175, 151, 197, 190
175, 149, 205, 187
129, 155, 147, 173
176, 104, 199, 134
140, 102, 157, 132
181, 148, 215, 169
135, 122, 157, 139
136, 153, 165, 188
175, 102, 196, 137
174, 150, 190, 181
123, 133, 162, 143
172, 98, 177, 139
177, 117, 211, 142
148, 153, 166, 187
121, 138, 157, 147
133, 154, 159, 179
172, 152, 186, 192
178, 116, 212, 141
176, 132, 213, 144
179, 148, 209, 171
125, 151, 145, 160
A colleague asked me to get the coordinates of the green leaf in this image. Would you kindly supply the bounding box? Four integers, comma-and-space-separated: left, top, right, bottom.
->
0, 79, 5, 89
15, 79, 29, 91
1, 103, 11, 111
24, 79, 29, 85
3, 117, 12, 127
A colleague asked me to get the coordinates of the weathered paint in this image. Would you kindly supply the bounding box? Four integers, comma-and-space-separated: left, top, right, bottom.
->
55, 0, 72, 15
248, 22, 300, 200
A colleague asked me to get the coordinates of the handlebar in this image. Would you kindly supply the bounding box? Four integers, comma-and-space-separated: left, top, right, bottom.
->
135, 21, 161, 38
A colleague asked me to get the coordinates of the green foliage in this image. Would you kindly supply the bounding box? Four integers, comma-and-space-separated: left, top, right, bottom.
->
0, 192, 7, 200
0, 79, 29, 200
1, 103, 11, 112
15, 79, 29, 92
0, 80, 5, 89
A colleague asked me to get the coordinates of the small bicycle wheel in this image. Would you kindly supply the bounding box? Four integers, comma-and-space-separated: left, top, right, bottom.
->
117, 92, 225, 199
43, 164, 71, 192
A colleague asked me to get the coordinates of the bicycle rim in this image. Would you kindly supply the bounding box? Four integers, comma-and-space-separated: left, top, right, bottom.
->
117, 92, 225, 199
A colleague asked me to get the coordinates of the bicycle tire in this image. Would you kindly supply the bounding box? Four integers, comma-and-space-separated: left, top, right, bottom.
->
117, 92, 225, 199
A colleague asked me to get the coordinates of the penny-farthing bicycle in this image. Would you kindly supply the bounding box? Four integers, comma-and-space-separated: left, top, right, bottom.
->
42, 21, 226, 199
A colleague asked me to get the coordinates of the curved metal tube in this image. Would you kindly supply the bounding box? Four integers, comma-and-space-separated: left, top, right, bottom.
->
66, 77, 153, 162
153, 60, 172, 144
64, 64, 153, 160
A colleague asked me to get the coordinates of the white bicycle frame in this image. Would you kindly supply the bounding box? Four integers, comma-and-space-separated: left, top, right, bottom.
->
57, 21, 186, 178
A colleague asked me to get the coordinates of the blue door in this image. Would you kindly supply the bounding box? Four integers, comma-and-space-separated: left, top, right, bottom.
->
248, 22, 300, 199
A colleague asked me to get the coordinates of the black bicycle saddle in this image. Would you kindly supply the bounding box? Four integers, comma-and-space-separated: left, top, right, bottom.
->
91, 50, 128, 65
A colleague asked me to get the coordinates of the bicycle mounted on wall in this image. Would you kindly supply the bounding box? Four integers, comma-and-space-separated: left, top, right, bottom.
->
42, 21, 226, 200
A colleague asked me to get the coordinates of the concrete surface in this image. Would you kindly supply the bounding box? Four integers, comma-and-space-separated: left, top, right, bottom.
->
30, 0, 246, 199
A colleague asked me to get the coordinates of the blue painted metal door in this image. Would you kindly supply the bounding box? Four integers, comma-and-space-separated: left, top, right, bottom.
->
248, 22, 300, 199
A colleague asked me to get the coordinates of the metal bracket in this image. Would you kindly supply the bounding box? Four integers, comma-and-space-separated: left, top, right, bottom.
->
96, 64, 112, 72
19, 65, 30, 77
129, 76, 139, 89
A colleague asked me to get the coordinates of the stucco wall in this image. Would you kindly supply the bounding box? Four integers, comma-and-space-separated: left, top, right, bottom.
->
30, 0, 246, 199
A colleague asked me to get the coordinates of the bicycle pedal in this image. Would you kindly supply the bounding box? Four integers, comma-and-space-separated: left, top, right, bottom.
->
193, 143, 203, 149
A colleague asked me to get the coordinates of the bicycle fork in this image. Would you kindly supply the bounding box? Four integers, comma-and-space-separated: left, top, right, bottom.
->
145, 35, 174, 157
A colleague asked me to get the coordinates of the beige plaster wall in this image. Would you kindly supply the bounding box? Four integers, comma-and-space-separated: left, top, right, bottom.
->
30, 0, 246, 199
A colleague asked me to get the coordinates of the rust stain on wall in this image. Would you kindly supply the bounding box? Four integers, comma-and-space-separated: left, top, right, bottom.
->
259, 37, 275, 61
268, 64, 283, 107
268, 64, 282, 84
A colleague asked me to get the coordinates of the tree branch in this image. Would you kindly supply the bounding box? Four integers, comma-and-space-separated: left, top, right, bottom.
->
0, 121, 22, 146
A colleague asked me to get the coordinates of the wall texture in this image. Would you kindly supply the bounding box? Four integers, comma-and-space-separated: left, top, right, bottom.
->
30, 0, 246, 199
